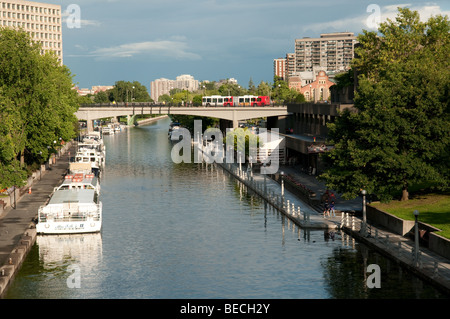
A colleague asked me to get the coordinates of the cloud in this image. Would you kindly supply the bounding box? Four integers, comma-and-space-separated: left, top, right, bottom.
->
89, 40, 202, 60
302, 3, 450, 34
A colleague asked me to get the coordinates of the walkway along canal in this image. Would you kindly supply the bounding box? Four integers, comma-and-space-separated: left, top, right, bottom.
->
3, 117, 449, 298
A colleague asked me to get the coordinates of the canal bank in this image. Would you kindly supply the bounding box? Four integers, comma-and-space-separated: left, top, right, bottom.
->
193, 134, 450, 295
220, 158, 450, 295
0, 142, 76, 297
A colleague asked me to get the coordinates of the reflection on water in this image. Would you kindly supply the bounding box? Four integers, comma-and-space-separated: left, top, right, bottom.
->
5, 118, 449, 299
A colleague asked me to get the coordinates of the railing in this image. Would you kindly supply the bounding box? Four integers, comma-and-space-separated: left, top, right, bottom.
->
80, 102, 287, 108
38, 205, 102, 223
340, 212, 450, 280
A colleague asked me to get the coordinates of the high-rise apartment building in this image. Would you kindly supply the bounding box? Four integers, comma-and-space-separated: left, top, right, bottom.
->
0, 0, 63, 63
295, 32, 356, 73
150, 78, 174, 102
273, 58, 286, 80
150, 74, 199, 102
285, 53, 295, 79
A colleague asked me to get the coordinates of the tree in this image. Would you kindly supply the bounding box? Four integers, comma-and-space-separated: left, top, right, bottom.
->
93, 90, 109, 103
218, 82, 245, 96
192, 95, 203, 106
320, 8, 450, 202
257, 81, 271, 96
108, 80, 150, 102
248, 77, 256, 95
0, 28, 79, 188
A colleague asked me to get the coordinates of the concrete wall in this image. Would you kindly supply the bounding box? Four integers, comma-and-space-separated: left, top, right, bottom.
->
367, 204, 450, 261
366, 205, 415, 236
429, 232, 450, 260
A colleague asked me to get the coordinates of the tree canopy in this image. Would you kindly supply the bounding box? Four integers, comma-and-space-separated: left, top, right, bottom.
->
0, 28, 79, 189
320, 8, 450, 202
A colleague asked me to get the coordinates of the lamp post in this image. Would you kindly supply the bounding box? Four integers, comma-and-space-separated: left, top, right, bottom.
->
280, 171, 285, 198
414, 210, 420, 266
263, 163, 267, 196
361, 189, 367, 236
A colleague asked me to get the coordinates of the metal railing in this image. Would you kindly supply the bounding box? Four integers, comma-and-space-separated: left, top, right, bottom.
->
340, 212, 450, 280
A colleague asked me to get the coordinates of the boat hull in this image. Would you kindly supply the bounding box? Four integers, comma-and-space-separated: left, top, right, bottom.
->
36, 220, 101, 234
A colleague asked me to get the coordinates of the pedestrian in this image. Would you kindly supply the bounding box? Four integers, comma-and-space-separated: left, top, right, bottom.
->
330, 200, 336, 217
323, 200, 330, 218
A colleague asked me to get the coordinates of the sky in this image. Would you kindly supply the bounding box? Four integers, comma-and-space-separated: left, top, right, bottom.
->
54, 0, 450, 91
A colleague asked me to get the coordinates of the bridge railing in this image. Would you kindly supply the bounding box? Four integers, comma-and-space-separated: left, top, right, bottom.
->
80, 102, 287, 108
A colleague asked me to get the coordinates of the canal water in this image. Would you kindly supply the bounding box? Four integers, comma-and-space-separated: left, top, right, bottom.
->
4, 118, 448, 299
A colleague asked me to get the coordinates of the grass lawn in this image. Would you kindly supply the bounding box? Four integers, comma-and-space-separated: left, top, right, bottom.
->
371, 193, 450, 239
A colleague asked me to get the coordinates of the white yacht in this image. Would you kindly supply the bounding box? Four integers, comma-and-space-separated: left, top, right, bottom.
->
36, 175, 102, 234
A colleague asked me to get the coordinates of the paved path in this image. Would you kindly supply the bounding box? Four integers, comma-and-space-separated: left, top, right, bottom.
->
218, 162, 341, 229
0, 143, 75, 267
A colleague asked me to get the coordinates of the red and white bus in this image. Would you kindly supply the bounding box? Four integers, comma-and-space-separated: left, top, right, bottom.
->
202, 95, 270, 107
202, 95, 233, 107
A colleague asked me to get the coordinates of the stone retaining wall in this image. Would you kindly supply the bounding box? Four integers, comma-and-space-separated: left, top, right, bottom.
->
367, 204, 450, 261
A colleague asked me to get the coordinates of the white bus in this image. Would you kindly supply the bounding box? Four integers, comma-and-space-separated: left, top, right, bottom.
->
202, 95, 233, 107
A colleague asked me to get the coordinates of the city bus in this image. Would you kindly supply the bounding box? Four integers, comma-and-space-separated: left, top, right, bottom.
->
202, 95, 270, 107
202, 95, 233, 107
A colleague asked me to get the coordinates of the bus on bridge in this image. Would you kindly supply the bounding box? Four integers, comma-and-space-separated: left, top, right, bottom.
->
202, 95, 271, 107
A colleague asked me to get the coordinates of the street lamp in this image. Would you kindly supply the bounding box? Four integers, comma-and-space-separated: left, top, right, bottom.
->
361, 189, 367, 236
263, 163, 267, 196
280, 171, 284, 198
413, 210, 420, 266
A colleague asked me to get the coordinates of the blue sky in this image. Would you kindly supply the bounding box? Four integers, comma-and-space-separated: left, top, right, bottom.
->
55, 0, 450, 91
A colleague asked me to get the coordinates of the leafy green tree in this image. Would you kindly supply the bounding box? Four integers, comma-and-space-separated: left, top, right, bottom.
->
158, 94, 172, 104
108, 80, 150, 102
257, 81, 271, 96
93, 90, 109, 103
248, 78, 256, 95
218, 82, 245, 96
320, 8, 450, 202
192, 95, 203, 106
0, 28, 79, 188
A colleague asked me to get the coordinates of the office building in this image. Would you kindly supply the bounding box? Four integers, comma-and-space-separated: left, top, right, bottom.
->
0, 0, 63, 63
295, 32, 356, 73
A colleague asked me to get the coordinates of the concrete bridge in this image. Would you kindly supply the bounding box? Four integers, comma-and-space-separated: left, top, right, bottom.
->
76, 102, 289, 131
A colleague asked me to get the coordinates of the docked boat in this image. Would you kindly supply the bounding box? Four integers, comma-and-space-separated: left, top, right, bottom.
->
168, 122, 181, 139
74, 148, 105, 175
36, 174, 102, 234
57, 172, 101, 195
102, 125, 114, 135
83, 131, 103, 146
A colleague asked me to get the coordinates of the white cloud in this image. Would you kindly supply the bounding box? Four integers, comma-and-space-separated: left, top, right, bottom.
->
302, 3, 450, 34
89, 40, 202, 60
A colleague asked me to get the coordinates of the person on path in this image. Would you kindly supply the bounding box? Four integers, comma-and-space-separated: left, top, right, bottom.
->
329, 200, 336, 217
323, 200, 330, 218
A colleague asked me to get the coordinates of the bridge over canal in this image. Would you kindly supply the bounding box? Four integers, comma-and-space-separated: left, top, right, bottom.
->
76, 102, 289, 131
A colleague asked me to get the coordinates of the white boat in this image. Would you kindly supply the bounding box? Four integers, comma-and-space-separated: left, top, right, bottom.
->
57, 172, 101, 195
74, 149, 105, 175
83, 131, 103, 146
102, 125, 114, 135
78, 141, 106, 161
36, 181, 102, 234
